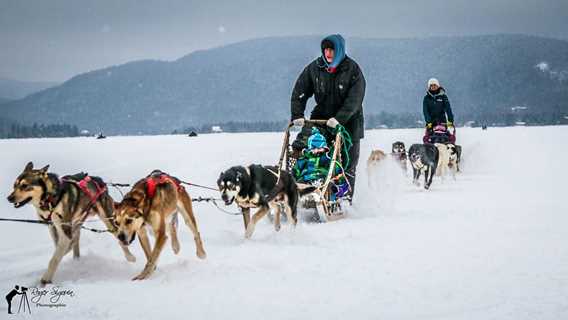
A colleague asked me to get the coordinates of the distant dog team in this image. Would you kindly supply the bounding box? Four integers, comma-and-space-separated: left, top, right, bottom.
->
365, 140, 462, 190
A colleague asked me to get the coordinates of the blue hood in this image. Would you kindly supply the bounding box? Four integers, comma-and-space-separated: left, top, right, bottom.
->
307, 127, 328, 150
321, 34, 346, 69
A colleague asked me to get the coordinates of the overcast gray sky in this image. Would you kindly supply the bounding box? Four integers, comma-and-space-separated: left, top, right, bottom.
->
1, 0, 567, 82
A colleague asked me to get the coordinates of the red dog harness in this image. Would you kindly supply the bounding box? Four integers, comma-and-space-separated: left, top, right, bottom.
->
40, 174, 107, 221
63, 175, 107, 203
145, 173, 184, 199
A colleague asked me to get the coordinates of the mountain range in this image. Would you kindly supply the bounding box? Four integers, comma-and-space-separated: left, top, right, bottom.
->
2, 34, 567, 134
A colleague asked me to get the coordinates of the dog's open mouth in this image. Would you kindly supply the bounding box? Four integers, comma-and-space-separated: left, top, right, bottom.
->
13, 197, 32, 208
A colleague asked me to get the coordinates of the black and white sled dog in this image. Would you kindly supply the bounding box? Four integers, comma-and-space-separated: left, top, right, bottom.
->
391, 141, 408, 172
447, 144, 462, 173
442, 144, 461, 178
408, 144, 439, 190
217, 164, 313, 239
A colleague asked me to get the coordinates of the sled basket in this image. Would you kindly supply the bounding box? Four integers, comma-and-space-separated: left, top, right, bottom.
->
274, 120, 352, 222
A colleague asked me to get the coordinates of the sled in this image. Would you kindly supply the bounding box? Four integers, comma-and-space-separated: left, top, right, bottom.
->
424, 124, 463, 172
275, 120, 351, 223
426, 124, 456, 144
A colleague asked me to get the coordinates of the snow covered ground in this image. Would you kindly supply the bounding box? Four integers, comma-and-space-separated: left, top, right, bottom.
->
1, 126, 567, 319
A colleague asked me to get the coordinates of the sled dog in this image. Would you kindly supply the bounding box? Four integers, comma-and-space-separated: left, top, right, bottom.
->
6, 162, 135, 285
391, 141, 408, 172
114, 170, 206, 280
217, 164, 312, 238
408, 144, 439, 190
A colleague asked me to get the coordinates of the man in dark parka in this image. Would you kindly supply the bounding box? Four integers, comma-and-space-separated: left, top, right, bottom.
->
290, 34, 366, 198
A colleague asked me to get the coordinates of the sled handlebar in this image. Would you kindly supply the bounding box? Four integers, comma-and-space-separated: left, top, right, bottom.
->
287, 119, 328, 128
305, 119, 328, 125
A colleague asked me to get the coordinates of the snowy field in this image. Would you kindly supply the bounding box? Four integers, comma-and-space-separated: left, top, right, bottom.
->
1, 126, 567, 319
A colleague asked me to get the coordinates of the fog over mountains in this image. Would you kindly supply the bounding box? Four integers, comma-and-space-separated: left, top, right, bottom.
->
2, 34, 567, 134
0, 78, 57, 100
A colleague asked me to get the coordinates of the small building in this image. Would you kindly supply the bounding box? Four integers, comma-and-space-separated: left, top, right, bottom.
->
464, 120, 476, 127
188, 131, 198, 137
511, 106, 528, 112
211, 126, 223, 133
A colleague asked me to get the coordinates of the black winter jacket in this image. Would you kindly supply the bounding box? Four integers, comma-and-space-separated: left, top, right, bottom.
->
423, 87, 454, 125
291, 56, 366, 140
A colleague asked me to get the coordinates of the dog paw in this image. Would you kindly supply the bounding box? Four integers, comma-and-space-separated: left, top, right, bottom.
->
274, 223, 281, 232
244, 228, 254, 239
197, 250, 207, 259
172, 243, 180, 255
40, 278, 52, 287
132, 273, 147, 281
132, 264, 155, 281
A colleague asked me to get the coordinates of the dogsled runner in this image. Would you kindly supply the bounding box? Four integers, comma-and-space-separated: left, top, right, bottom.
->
275, 120, 353, 222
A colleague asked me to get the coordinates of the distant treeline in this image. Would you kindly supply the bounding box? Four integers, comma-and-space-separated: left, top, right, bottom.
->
369, 110, 568, 128
174, 120, 290, 134
173, 113, 424, 135
464, 110, 568, 127
2, 109, 566, 139
174, 110, 568, 134
0, 118, 80, 139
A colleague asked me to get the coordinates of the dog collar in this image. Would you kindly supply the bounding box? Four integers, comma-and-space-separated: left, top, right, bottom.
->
39, 207, 54, 222
39, 194, 58, 212
39, 175, 63, 213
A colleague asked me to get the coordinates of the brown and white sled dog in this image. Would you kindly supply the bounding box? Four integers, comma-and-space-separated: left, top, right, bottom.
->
114, 170, 206, 280
366, 150, 387, 188
6, 162, 136, 285
367, 149, 387, 167
217, 164, 312, 239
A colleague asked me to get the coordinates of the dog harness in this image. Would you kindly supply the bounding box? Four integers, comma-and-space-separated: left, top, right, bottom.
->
145, 173, 184, 199
62, 175, 107, 204
39, 174, 107, 221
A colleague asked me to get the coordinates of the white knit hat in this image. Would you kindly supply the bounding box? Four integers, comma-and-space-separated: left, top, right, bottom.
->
427, 78, 440, 87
